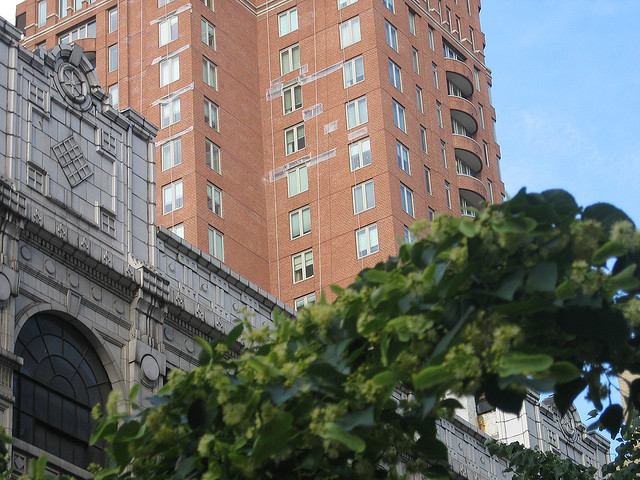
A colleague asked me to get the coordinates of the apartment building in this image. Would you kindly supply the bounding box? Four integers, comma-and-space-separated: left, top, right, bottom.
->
16, 0, 504, 308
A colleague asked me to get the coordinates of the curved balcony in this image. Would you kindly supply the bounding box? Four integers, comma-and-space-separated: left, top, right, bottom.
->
449, 97, 478, 135
444, 58, 474, 97
452, 133, 482, 159
459, 181, 487, 207
455, 151, 482, 177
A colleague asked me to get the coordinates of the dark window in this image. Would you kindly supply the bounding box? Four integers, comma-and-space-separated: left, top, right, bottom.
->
13, 314, 111, 468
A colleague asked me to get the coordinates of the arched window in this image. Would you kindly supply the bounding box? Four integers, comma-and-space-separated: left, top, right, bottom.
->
13, 313, 111, 468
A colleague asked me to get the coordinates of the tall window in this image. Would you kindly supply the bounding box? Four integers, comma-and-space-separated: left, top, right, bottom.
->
474, 67, 481, 91
203, 57, 217, 89
346, 96, 368, 129
206, 138, 221, 173
412, 48, 419, 73
59, 0, 67, 18
108, 44, 118, 72
292, 249, 314, 283
420, 125, 428, 153
409, 9, 417, 35
109, 84, 119, 109
283, 84, 303, 114
38, 1, 47, 27
201, 17, 216, 49
440, 140, 447, 167
353, 179, 375, 214
392, 99, 406, 132
349, 137, 371, 171
161, 138, 182, 170
207, 182, 222, 216
203, 0, 214, 10
436, 101, 443, 127
340, 16, 361, 48
432, 63, 439, 89
161, 97, 181, 127
356, 223, 379, 258
428, 25, 435, 50
160, 56, 180, 87
280, 44, 300, 75
163, 179, 183, 214
428, 208, 435, 221
14, 314, 111, 469
424, 167, 432, 195
389, 59, 402, 91
288, 165, 308, 197
205, 97, 219, 130
170, 223, 184, 238
487, 179, 494, 204
278, 7, 298, 36
159, 16, 178, 46
445, 181, 452, 209
208, 227, 224, 261
400, 183, 414, 217
383, 0, 394, 13
478, 103, 485, 128
416, 86, 423, 113
290, 205, 311, 239
396, 141, 410, 173
285, 123, 306, 154
385, 21, 398, 51
483, 141, 489, 167
108, 8, 117, 33
343, 55, 364, 87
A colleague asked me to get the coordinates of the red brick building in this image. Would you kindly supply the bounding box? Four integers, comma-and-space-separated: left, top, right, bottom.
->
16, 0, 504, 308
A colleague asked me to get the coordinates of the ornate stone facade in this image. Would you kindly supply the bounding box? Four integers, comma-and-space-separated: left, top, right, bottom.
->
0, 17, 609, 479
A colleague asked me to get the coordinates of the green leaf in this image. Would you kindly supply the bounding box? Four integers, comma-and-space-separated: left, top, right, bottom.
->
323, 422, 366, 453
195, 336, 213, 365
583, 202, 634, 232
592, 241, 628, 265
459, 218, 476, 238
364, 268, 389, 284
526, 262, 557, 292
498, 353, 553, 377
335, 407, 375, 432
493, 216, 537, 234
187, 398, 207, 430
541, 189, 580, 219
548, 362, 582, 384
224, 323, 244, 347
610, 264, 639, 291
372, 370, 401, 387
494, 270, 526, 301
415, 436, 449, 462
413, 365, 449, 390
253, 413, 294, 461
89, 416, 117, 446
127, 383, 141, 404
554, 377, 587, 416
598, 404, 623, 438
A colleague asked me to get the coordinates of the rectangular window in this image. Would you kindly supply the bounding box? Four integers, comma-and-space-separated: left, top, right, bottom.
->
483, 140, 489, 167
443, 42, 463, 60
346, 96, 368, 129
432, 62, 439, 89
290, 205, 311, 239
478, 103, 485, 128
160, 56, 180, 87
389, 59, 402, 91
409, 9, 417, 35
445, 7, 452, 30
428, 25, 435, 50
428, 208, 435, 221
204, 97, 219, 130
206, 138, 221, 173
38, 0, 47, 26
488, 83, 493, 105
404, 226, 415, 244
27, 163, 45, 193
208, 227, 224, 262
400, 184, 414, 217
161, 138, 182, 170
474, 67, 481, 91
170, 223, 184, 238
416, 86, 423, 113
162, 179, 183, 214
159, 0, 176, 6
383, 0, 394, 13
353, 180, 375, 214
207, 182, 222, 216
338, 0, 357, 8
396, 141, 410, 173
340, 16, 361, 48
109, 84, 119, 109
285, 123, 306, 155
59, 0, 67, 18
487, 179, 494, 204
392, 99, 406, 132
108, 44, 118, 72
280, 44, 300, 75
436, 101, 443, 127
295, 293, 316, 310
455, 16, 461, 39
278, 7, 298, 36
424, 166, 432, 195
288, 165, 308, 197
101, 208, 116, 237
356, 223, 379, 258
412, 48, 420, 73
161, 97, 181, 127
466, 0, 471, 15
201, 17, 216, 49
420, 125, 428, 153
292, 249, 314, 283
58, 19, 96, 43
159, 16, 178, 46
108, 8, 117, 33
469, 26, 476, 50
203, 57, 217, 89
452, 118, 468, 137
203, 0, 214, 10
440, 140, 447, 167
445, 181, 452, 209
497, 156, 501, 179
385, 21, 398, 51
492, 119, 497, 142
283, 84, 303, 114
343, 55, 364, 87
350, 137, 371, 171
73, 0, 81, 10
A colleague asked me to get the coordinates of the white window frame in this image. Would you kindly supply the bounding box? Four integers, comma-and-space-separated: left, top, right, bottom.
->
204, 97, 219, 130
283, 84, 303, 114
487, 179, 494, 204
38, 1, 47, 27
396, 141, 410, 174
412, 47, 420, 74
108, 44, 118, 72
392, 99, 406, 132
160, 55, 180, 87
58, 20, 96, 43
383, 0, 394, 13
340, 16, 361, 49
400, 183, 414, 217
404, 226, 416, 244
409, 9, 417, 35
206, 138, 221, 173
356, 223, 379, 258
207, 182, 222, 217
389, 59, 402, 91
478, 103, 485, 129
432, 62, 439, 89
159, 16, 178, 47
161, 138, 182, 170
428, 25, 435, 50
288, 165, 309, 197
416, 86, 424, 113
162, 179, 183, 214
203, 0, 214, 10
170, 223, 184, 238
349, 137, 371, 171
353, 179, 375, 214
285, 123, 306, 155
483, 141, 489, 167
201, 17, 216, 49
428, 208, 435, 221
346, 96, 368, 129
343, 55, 364, 88
290, 205, 311, 239
474, 67, 481, 91
280, 44, 300, 75
436, 101, 443, 127
292, 249, 314, 283
59, 0, 67, 18
385, 21, 398, 51
208, 226, 224, 262
440, 140, 447, 167
425, 167, 432, 195
109, 83, 119, 109
278, 7, 298, 37
295, 293, 316, 310
108, 8, 117, 33
445, 181, 452, 209
420, 125, 428, 154
161, 97, 181, 128
203, 56, 217, 89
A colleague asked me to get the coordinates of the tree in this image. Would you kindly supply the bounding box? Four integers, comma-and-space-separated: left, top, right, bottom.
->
20, 189, 640, 479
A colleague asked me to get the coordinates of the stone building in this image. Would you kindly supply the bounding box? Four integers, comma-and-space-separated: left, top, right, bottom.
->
0, 17, 609, 479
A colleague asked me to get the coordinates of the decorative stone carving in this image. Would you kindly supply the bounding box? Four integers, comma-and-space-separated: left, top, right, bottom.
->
52, 136, 93, 187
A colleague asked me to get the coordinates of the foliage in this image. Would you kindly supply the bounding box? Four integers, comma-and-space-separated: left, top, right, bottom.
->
602, 408, 640, 479
0, 428, 12, 480
66, 190, 640, 478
